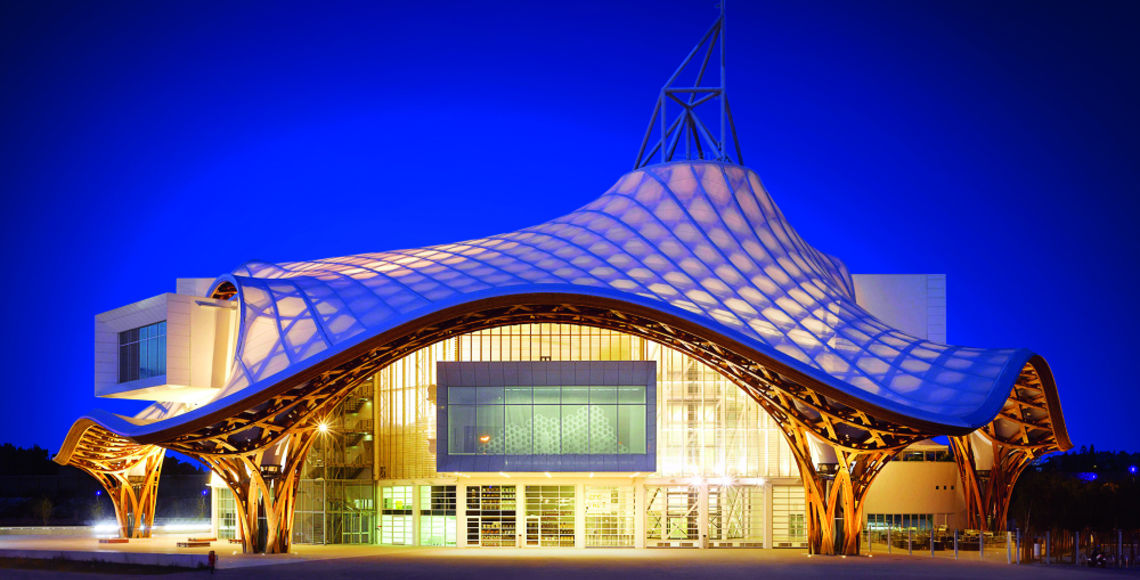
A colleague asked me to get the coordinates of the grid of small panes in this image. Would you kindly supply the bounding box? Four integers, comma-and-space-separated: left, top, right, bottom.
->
446, 385, 647, 455
118, 321, 166, 383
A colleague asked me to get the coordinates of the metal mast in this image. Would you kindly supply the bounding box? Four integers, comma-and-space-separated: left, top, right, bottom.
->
634, 1, 742, 169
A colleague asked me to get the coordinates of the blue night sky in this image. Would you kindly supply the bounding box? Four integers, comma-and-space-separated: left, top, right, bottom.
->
1, 1, 1137, 454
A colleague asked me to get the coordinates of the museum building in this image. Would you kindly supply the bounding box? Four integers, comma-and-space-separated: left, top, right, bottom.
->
54, 13, 1069, 555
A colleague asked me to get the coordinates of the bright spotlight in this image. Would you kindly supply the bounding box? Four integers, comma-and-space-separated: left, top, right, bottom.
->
318, 422, 329, 433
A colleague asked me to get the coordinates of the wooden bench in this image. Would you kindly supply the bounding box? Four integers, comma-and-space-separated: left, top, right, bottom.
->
188, 537, 217, 542
98, 538, 129, 544
177, 541, 212, 548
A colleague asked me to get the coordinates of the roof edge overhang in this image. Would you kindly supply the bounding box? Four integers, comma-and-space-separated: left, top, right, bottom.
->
1027, 353, 1072, 451
63, 288, 1053, 449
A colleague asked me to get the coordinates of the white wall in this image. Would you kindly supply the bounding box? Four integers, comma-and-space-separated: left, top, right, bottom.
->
852, 274, 946, 342
862, 456, 967, 528
93, 285, 236, 404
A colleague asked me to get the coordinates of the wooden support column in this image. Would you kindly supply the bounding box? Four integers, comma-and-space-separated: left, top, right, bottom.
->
197, 427, 318, 554
78, 446, 165, 538
950, 435, 985, 530
951, 434, 1036, 532
782, 424, 895, 555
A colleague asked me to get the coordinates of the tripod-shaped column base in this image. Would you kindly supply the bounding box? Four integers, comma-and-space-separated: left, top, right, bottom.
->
198, 428, 317, 554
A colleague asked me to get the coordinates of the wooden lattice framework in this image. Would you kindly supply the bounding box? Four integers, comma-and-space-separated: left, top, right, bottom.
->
66, 294, 1068, 554
950, 358, 1069, 532
54, 421, 165, 539
194, 426, 321, 553
126, 294, 958, 554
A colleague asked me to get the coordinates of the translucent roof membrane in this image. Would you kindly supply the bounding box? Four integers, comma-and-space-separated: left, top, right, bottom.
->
175, 160, 1026, 431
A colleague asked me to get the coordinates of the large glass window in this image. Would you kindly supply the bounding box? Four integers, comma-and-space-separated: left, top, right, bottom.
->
772, 485, 808, 548
419, 485, 457, 546
380, 486, 413, 545
118, 321, 166, 383
585, 486, 635, 547
466, 485, 516, 547
445, 385, 647, 456
524, 486, 575, 547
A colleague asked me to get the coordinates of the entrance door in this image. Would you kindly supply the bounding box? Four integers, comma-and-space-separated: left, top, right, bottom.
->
645, 485, 699, 546
465, 485, 517, 547
708, 484, 765, 547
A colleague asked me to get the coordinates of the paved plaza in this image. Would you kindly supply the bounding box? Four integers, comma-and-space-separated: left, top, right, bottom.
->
1, 535, 1138, 580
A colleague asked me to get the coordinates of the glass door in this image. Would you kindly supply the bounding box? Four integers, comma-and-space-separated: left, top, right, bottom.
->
645, 485, 699, 546
708, 484, 765, 546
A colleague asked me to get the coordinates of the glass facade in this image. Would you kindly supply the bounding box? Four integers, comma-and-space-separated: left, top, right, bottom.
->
293, 382, 376, 545
213, 487, 237, 540
584, 487, 635, 547
523, 486, 575, 547
466, 485, 517, 547
419, 485, 457, 546
118, 320, 166, 383
771, 485, 808, 548
709, 484, 765, 545
645, 486, 699, 544
379, 486, 413, 545
866, 513, 935, 532
369, 324, 796, 480
259, 323, 812, 548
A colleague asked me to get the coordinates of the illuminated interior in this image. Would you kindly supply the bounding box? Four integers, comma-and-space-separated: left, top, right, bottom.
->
213, 322, 806, 548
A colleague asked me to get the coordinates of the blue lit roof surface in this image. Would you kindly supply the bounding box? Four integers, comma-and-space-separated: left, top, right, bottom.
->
153, 159, 1028, 431
79, 160, 1046, 439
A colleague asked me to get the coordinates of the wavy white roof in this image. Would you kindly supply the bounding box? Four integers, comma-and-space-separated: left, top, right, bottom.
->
81, 160, 1035, 439
129, 159, 1022, 431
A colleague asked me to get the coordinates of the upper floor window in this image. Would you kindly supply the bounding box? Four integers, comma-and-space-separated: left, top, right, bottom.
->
900, 449, 953, 462
119, 321, 166, 383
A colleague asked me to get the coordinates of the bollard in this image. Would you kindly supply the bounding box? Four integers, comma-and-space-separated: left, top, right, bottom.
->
908, 528, 913, 556
866, 525, 871, 555
980, 530, 985, 560
1007, 531, 1012, 564
954, 530, 959, 560
887, 527, 892, 554
931, 527, 935, 557
1016, 530, 1021, 564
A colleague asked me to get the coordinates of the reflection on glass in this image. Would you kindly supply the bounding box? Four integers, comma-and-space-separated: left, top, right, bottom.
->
591, 405, 618, 453
476, 406, 504, 454
505, 386, 532, 404
562, 405, 589, 453
533, 405, 561, 454
449, 405, 477, 454
477, 386, 505, 405
505, 405, 533, 454
533, 387, 560, 404
618, 406, 646, 454
589, 386, 617, 404
562, 386, 589, 404
449, 387, 476, 405
617, 385, 645, 404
